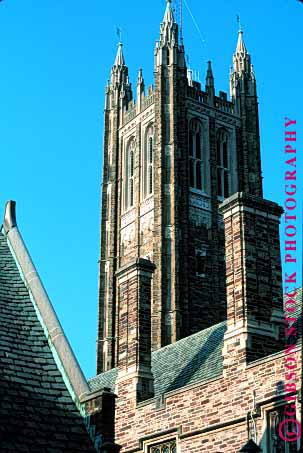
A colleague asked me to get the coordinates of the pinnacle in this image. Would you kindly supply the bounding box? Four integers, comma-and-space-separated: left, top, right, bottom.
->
163, 0, 174, 24
205, 61, 214, 92
114, 42, 125, 67
137, 68, 144, 84
232, 29, 251, 75
206, 61, 213, 77
236, 30, 247, 56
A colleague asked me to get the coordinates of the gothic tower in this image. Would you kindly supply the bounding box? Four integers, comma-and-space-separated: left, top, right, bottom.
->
96, 1, 263, 373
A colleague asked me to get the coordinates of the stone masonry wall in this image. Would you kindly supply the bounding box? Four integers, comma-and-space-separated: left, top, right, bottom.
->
115, 347, 301, 452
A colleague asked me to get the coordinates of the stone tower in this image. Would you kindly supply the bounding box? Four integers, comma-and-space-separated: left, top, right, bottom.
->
96, 1, 263, 373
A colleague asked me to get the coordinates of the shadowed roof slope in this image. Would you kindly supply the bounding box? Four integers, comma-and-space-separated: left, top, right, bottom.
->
89, 290, 302, 396
0, 231, 95, 452
89, 321, 226, 396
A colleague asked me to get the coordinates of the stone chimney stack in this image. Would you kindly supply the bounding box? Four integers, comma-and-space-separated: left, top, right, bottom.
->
219, 192, 284, 373
115, 259, 155, 403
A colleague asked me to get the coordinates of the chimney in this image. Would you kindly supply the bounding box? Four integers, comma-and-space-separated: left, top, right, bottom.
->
115, 258, 155, 402
219, 192, 284, 373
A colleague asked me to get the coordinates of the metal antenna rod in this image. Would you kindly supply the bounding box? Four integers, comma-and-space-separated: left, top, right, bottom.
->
236, 14, 242, 32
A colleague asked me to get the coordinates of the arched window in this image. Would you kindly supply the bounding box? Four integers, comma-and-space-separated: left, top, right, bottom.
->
189, 119, 204, 191
129, 149, 134, 206
148, 136, 153, 194
143, 125, 154, 199
124, 139, 135, 210
216, 129, 230, 199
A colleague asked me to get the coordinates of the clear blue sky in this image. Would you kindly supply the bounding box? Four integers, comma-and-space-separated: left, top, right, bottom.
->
0, 0, 302, 378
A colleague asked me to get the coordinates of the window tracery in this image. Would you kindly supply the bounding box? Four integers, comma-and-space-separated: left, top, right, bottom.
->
216, 129, 230, 199
124, 139, 135, 210
142, 125, 154, 199
189, 119, 204, 191
149, 440, 176, 453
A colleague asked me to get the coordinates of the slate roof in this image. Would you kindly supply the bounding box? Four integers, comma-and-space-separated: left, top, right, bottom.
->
0, 231, 95, 452
88, 321, 226, 396
89, 289, 302, 397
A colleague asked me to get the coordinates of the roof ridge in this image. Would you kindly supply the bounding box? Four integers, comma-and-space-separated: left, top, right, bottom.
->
0, 226, 95, 450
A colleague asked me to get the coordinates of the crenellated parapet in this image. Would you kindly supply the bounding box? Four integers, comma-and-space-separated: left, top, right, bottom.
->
186, 84, 235, 114
122, 86, 155, 126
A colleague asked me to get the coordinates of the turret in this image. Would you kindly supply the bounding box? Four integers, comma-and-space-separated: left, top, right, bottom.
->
110, 42, 126, 87
233, 30, 250, 73
160, 0, 177, 47
230, 30, 263, 197
108, 42, 133, 112
230, 31, 256, 101
155, 0, 179, 67
97, 42, 133, 373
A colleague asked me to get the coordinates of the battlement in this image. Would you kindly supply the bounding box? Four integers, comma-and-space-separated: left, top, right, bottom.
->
187, 85, 235, 114
122, 85, 155, 125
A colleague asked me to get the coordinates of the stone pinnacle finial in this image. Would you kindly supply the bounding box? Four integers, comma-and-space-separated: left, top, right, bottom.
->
232, 29, 251, 74
137, 68, 144, 85
236, 30, 247, 55
114, 42, 125, 67
206, 61, 213, 77
163, 0, 174, 24
205, 61, 214, 100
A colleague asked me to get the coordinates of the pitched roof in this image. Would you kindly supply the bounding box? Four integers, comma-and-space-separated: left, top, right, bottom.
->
88, 322, 226, 396
0, 231, 95, 451
89, 290, 303, 397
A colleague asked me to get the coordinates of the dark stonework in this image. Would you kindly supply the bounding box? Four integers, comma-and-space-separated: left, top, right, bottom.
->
91, 5, 301, 453
97, 7, 264, 374
82, 389, 119, 448
116, 258, 155, 402
220, 192, 284, 362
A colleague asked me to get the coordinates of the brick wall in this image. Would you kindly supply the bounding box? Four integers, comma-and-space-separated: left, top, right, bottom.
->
116, 259, 155, 403
115, 347, 301, 453
220, 192, 284, 363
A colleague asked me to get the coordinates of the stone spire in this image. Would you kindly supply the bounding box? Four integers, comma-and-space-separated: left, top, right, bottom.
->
137, 68, 144, 86
232, 30, 251, 74
205, 60, 215, 105
205, 61, 214, 89
163, 0, 174, 25
114, 42, 125, 67
230, 29, 263, 198
230, 30, 256, 100
159, 0, 178, 48
236, 29, 247, 53
110, 42, 129, 90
